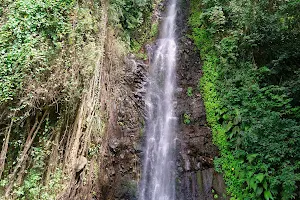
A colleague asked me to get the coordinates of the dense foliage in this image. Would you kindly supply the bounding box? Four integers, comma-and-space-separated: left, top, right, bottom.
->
0, 0, 73, 103
189, 0, 300, 199
0, 0, 155, 198
0, 0, 77, 198
109, 0, 158, 55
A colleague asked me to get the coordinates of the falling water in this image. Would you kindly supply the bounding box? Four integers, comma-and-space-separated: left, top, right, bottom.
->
139, 0, 178, 199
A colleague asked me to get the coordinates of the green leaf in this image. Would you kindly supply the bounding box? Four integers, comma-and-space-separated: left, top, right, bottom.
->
256, 187, 263, 196
233, 113, 241, 125
222, 113, 230, 120
223, 121, 233, 132
263, 180, 268, 190
249, 178, 257, 191
264, 190, 272, 200
256, 173, 264, 183
232, 125, 240, 134
247, 153, 258, 163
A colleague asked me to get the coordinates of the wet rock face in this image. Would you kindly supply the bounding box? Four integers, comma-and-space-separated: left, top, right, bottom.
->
176, 36, 223, 200
100, 58, 148, 200
175, 1, 227, 199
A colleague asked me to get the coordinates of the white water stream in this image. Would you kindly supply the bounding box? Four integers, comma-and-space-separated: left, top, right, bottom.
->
139, 0, 178, 199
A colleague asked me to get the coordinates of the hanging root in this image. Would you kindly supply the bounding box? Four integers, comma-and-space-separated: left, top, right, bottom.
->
4, 110, 48, 197
0, 113, 14, 179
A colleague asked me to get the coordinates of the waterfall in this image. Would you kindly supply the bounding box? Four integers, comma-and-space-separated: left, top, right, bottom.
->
139, 0, 178, 199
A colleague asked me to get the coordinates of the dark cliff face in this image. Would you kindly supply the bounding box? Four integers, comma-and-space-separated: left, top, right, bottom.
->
175, 0, 227, 199
98, 58, 148, 200
176, 36, 226, 200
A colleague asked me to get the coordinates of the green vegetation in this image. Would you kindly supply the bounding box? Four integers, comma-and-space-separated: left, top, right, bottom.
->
0, 1, 75, 196
0, 0, 73, 103
109, 0, 158, 56
189, 0, 300, 199
187, 86, 193, 97
183, 113, 191, 124
0, 0, 156, 198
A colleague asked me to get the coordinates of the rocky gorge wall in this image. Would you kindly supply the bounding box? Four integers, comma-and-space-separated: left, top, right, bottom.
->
175, 1, 227, 199
176, 38, 227, 199
96, 0, 228, 199
97, 57, 147, 200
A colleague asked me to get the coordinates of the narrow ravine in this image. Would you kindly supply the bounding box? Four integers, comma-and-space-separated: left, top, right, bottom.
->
139, 0, 178, 199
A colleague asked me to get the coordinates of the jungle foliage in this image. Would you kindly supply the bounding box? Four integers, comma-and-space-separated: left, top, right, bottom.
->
189, 0, 300, 199
0, 0, 95, 197
0, 0, 154, 198
0, 0, 73, 103
109, 0, 158, 55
